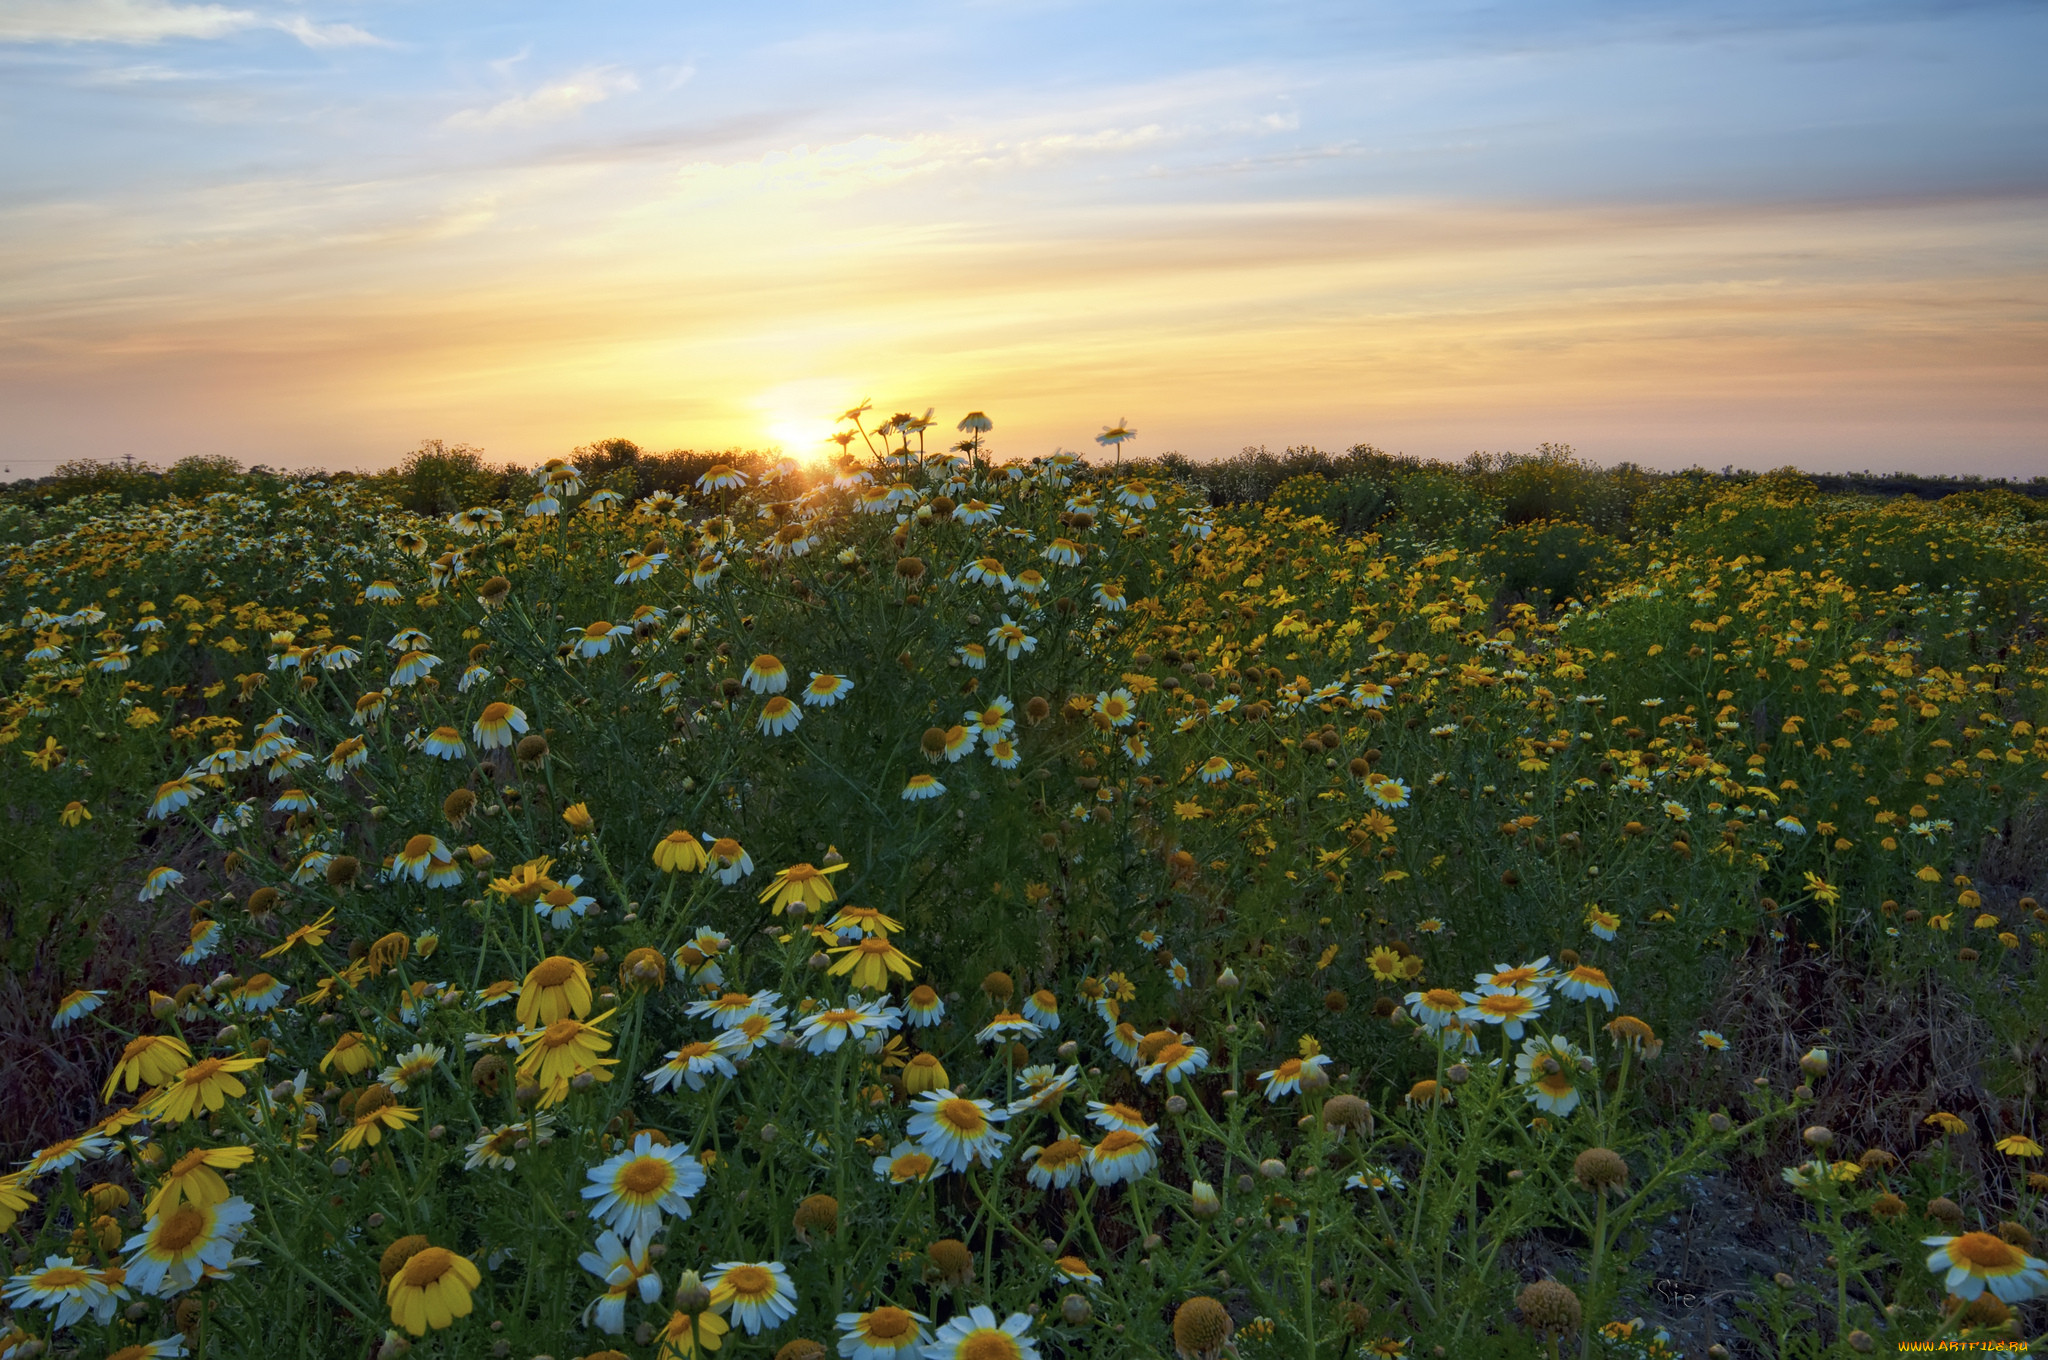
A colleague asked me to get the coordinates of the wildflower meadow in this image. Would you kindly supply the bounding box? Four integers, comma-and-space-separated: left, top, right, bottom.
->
2, 423, 2046, 1360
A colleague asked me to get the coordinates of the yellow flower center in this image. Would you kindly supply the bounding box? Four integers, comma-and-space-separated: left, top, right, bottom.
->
723, 1264, 773, 1298
403, 834, 437, 858
960, 1331, 1021, 1360
154, 1205, 207, 1254
865, 1307, 913, 1340
400, 1247, 455, 1288
1096, 1130, 1144, 1156
1039, 1138, 1082, 1166
182, 1057, 226, 1084
619, 1156, 672, 1196
170, 1147, 213, 1177
939, 1099, 987, 1135
540, 1019, 585, 1049
481, 702, 512, 724
530, 957, 577, 987
1951, 1231, 2025, 1270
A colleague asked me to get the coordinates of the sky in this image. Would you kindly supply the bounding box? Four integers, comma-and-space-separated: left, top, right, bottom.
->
1, 0, 2044, 477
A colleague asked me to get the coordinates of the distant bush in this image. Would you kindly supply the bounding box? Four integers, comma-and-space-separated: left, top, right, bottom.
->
163, 454, 246, 499
1672, 485, 1821, 571
378, 439, 501, 514
1632, 468, 1727, 535
1388, 466, 1501, 549
1940, 487, 2047, 524
1186, 443, 1417, 505
1483, 518, 1618, 605
1467, 444, 1638, 534
1268, 472, 1390, 533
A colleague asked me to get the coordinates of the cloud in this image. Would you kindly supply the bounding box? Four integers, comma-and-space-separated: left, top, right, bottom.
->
446, 69, 639, 130
0, 0, 387, 48
0, 0, 256, 44
274, 16, 386, 49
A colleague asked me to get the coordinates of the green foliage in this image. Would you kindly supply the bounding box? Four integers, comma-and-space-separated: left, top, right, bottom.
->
1670, 484, 1821, 571
1481, 519, 1617, 605
0, 440, 2044, 1359
1268, 473, 1389, 533
164, 456, 247, 499
381, 440, 501, 515
1466, 444, 1637, 534
1388, 467, 1501, 548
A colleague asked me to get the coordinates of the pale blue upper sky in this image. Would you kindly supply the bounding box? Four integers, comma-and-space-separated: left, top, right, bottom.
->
2, 0, 2044, 473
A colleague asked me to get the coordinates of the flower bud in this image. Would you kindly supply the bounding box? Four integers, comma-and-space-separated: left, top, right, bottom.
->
1216, 967, 1241, 992
674, 1270, 712, 1311
1802, 1125, 1833, 1149
1166, 1096, 1188, 1116
1260, 1158, 1287, 1179
1446, 1063, 1471, 1086
1190, 1182, 1220, 1218
1799, 1048, 1828, 1077
1061, 1293, 1092, 1326
1708, 1113, 1731, 1133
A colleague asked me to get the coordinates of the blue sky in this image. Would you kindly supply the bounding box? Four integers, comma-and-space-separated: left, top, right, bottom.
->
2, 0, 2043, 474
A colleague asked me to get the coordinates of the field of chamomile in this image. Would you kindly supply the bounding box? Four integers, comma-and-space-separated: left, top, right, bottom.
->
2, 430, 2047, 1360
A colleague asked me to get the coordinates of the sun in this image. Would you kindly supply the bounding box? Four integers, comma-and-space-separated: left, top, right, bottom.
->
751, 379, 856, 461
763, 415, 832, 458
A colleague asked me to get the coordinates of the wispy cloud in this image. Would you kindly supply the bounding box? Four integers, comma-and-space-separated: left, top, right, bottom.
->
0, 0, 385, 47
446, 69, 640, 130
274, 15, 386, 49
0, 0, 256, 45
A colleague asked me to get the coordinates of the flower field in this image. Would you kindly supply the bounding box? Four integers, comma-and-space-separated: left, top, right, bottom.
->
2, 434, 2046, 1359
